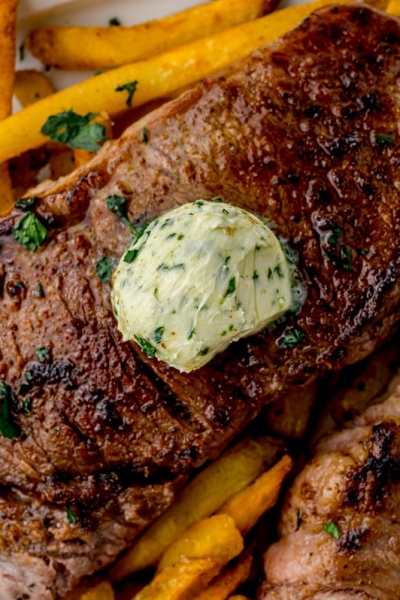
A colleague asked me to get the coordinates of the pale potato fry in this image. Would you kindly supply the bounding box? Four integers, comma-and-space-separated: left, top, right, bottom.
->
218, 455, 292, 535
0, 0, 389, 165
133, 558, 221, 600
14, 69, 56, 108
80, 581, 115, 600
25, 0, 278, 70
0, 0, 18, 216
158, 515, 243, 572
109, 436, 282, 581
193, 553, 253, 600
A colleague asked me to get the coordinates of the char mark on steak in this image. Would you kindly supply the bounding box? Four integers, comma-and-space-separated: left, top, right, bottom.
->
260, 390, 400, 600
1, 4, 400, 597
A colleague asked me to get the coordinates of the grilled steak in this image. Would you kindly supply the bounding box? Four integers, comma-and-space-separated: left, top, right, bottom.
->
1, 4, 400, 597
260, 390, 400, 599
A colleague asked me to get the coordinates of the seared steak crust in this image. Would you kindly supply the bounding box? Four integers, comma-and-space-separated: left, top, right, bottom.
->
261, 393, 400, 599
1, 4, 400, 596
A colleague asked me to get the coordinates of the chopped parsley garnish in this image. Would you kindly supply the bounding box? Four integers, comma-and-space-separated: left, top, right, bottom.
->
327, 226, 343, 245
36, 282, 44, 298
15, 281, 25, 290
197, 347, 209, 356
105, 194, 135, 232
212, 196, 223, 202
323, 520, 340, 539
35, 347, 49, 363
15, 196, 38, 211
19, 43, 25, 61
66, 507, 76, 524
124, 249, 139, 263
141, 126, 149, 143
41, 109, 107, 151
274, 264, 284, 278
188, 327, 195, 340
109, 17, 121, 26
115, 80, 138, 107
325, 246, 353, 271
278, 327, 305, 349
95, 256, 113, 284
0, 382, 19, 440
253, 270, 259, 280
153, 326, 164, 344
14, 211, 48, 252
224, 277, 236, 298
23, 397, 33, 413
375, 133, 394, 146
134, 335, 156, 358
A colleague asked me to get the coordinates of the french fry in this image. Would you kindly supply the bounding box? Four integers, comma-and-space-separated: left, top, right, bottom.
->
218, 455, 292, 535
158, 515, 243, 572
193, 553, 253, 600
25, 0, 278, 71
133, 558, 221, 600
228, 597, 251, 600
14, 69, 56, 108
80, 581, 115, 600
0, 0, 389, 165
109, 436, 282, 581
0, 0, 18, 216
387, 0, 400, 14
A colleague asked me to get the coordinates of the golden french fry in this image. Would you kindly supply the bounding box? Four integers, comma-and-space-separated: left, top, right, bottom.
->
158, 515, 243, 572
109, 436, 281, 581
387, 0, 400, 14
80, 581, 115, 600
218, 455, 293, 535
14, 69, 56, 108
0, 0, 17, 120
0, 0, 18, 216
133, 558, 221, 600
0, 165, 14, 216
228, 596, 251, 600
25, 0, 278, 70
0, 0, 388, 165
193, 553, 253, 600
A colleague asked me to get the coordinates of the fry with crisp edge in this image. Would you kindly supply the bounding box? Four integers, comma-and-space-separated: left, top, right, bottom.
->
218, 455, 293, 535
109, 436, 281, 581
80, 581, 115, 600
134, 516, 243, 600
193, 552, 253, 600
158, 515, 243, 572
0, 0, 18, 216
133, 558, 222, 600
25, 0, 279, 70
0, 0, 389, 165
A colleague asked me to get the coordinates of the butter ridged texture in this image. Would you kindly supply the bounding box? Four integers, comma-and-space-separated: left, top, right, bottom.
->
111, 200, 292, 372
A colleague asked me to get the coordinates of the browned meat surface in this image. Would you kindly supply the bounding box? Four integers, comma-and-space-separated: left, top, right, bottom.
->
1, 4, 400, 597
260, 389, 400, 600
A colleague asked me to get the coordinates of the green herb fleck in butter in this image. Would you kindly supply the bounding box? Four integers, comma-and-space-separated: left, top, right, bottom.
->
111, 200, 294, 372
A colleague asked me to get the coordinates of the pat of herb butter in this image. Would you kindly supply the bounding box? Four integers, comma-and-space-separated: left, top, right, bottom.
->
111, 200, 293, 372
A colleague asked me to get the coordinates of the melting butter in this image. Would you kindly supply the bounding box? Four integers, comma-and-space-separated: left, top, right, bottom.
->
111, 200, 293, 372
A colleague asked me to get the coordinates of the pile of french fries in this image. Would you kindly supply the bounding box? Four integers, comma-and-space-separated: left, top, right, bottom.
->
2, 0, 400, 598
